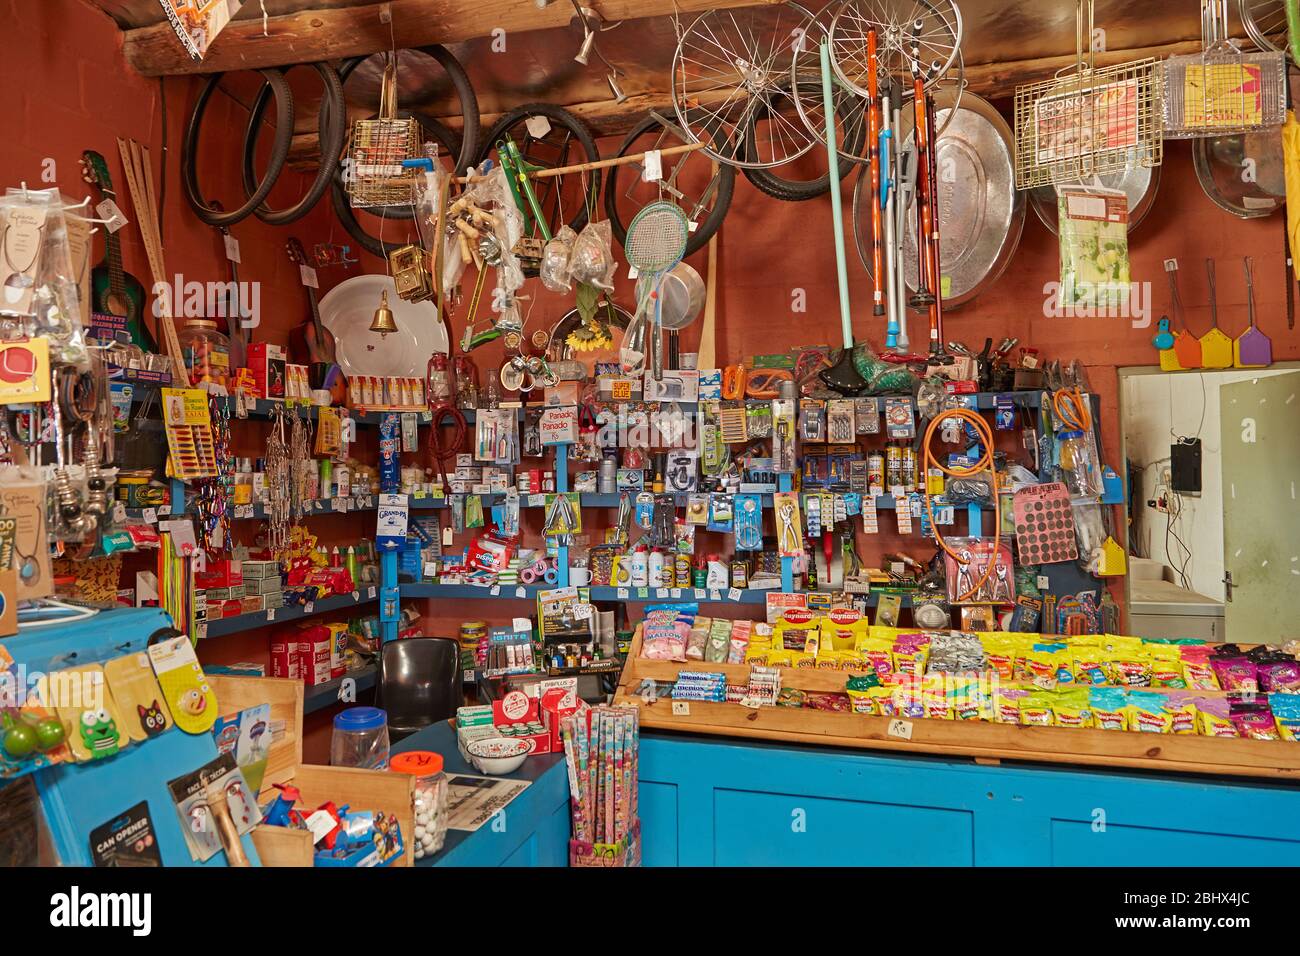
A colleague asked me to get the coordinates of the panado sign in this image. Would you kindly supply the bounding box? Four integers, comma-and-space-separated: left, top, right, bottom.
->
539, 405, 579, 446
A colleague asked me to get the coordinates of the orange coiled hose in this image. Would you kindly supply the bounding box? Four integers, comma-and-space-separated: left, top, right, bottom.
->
922, 407, 1001, 603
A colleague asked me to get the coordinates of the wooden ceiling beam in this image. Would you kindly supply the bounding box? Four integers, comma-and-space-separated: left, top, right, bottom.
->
122, 0, 779, 77
285, 37, 1205, 170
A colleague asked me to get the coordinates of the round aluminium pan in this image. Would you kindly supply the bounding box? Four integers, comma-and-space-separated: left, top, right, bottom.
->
852, 90, 1025, 309
1029, 146, 1161, 235
1192, 129, 1285, 219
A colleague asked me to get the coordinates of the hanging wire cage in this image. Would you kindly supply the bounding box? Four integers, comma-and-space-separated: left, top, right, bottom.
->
1163, 0, 1287, 138
1013, 1, 1164, 190
345, 53, 424, 208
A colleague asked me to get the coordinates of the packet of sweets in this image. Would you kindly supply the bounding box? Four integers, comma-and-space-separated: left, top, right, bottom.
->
685, 618, 710, 661
1162, 690, 1197, 734
1023, 643, 1071, 689
1194, 697, 1237, 738
744, 646, 771, 666
922, 674, 951, 720
1181, 645, 1218, 690
1070, 640, 1108, 685
981, 633, 1020, 681
950, 674, 994, 721
891, 675, 924, 718
1052, 687, 1093, 728
1258, 657, 1300, 693
1089, 687, 1128, 730
1211, 654, 1257, 693
1126, 690, 1173, 733
1229, 696, 1278, 740
1018, 691, 1055, 726
774, 617, 820, 653
891, 634, 931, 679
994, 684, 1030, 723
1147, 642, 1187, 689
1271, 694, 1300, 741
867, 684, 896, 716
1104, 635, 1150, 687
857, 637, 896, 684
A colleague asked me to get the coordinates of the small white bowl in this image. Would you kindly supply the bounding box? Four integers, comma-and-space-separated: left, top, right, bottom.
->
465, 736, 532, 775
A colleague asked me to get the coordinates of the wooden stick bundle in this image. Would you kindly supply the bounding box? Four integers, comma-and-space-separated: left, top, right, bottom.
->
116, 137, 190, 386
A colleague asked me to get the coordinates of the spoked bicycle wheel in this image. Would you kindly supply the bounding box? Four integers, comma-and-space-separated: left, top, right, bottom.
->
743, 75, 866, 200
1239, 0, 1289, 52
478, 102, 602, 241
604, 111, 734, 257
828, 0, 962, 100
671, 2, 822, 169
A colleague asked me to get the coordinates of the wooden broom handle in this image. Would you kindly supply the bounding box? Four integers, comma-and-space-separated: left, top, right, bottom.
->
697, 231, 718, 370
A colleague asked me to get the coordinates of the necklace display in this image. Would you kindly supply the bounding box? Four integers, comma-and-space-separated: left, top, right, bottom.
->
264, 406, 291, 553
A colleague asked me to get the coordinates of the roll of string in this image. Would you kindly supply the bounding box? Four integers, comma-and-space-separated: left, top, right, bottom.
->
922, 406, 1001, 603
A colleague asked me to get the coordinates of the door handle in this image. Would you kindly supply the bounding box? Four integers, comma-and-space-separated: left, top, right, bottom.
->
1222, 570, 1234, 602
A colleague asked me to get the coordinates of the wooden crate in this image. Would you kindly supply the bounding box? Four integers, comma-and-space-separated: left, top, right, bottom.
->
209, 675, 414, 867
614, 627, 1300, 781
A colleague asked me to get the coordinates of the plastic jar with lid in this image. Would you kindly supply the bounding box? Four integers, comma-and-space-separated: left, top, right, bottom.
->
330, 706, 390, 770
178, 319, 231, 390
390, 750, 448, 860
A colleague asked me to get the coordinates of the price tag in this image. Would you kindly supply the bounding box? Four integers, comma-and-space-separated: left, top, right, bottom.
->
694, 588, 706, 599
160, 519, 198, 555
304, 602, 315, 615
142, 507, 158, 525
224, 233, 241, 262
516, 587, 526, 599
617, 588, 629, 599
95, 198, 128, 234
574, 603, 594, 620
464, 669, 475, 683
655, 588, 668, 598
332, 498, 346, 512
490, 585, 501, 596
637, 587, 649, 599
266, 609, 276, 622
367, 587, 377, 599
112, 501, 127, 524
641, 149, 663, 182
728, 587, 742, 602
442, 525, 453, 547
710, 590, 722, 602
525, 114, 552, 138
235, 504, 253, 519
671, 701, 691, 716
299, 264, 319, 288
1037, 575, 1050, 591
671, 588, 682, 598
195, 622, 207, 641
423, 562, 439, 579
887, 718, 914, 740
351, 591, 359, 601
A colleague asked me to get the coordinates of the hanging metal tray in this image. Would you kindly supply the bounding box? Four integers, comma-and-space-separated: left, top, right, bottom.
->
1029, 145, 1161, 235
1192, 128, 1285, 219
853, 90, 1024, 310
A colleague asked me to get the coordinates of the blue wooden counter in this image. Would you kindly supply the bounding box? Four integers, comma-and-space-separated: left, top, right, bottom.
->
636, 732, 1300, 866
392, 721, 570, 866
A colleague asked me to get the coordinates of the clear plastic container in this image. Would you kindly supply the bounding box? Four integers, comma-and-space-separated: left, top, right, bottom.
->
178, 319, 231, 390
390, 750, 448, 861
330, 706, 390, 769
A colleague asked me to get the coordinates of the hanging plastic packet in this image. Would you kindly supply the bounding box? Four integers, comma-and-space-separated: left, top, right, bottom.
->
464, 494, 484, 529
568, 220, 616, 290
706, 494, 734, 533
499, 489, 521, 538
450, 494, 465, 534
540, 225, 577, 293
734, 494, 763, 551
1057, 186, 1130, 315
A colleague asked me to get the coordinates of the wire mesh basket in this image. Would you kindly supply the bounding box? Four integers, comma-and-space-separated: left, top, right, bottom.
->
1013, 2, 1164, 190
345, 54, 423, 208
1162, 0, 1287, 138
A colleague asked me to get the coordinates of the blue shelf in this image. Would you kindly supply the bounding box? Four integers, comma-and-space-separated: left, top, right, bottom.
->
203, 589, 380, 638
303, 666, 378, 714
397, 582, 906, 607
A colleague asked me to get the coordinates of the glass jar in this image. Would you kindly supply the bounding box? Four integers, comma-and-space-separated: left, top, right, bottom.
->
330, 706, 390, 770
390, 751, 448, 861
178, 319, 231, 390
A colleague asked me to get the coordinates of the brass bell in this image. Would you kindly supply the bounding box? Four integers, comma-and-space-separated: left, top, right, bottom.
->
370, 290, 398, 336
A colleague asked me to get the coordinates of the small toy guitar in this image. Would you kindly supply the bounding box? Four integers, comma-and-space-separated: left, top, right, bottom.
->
79, 150, 152, 350
285, 237, 345, 403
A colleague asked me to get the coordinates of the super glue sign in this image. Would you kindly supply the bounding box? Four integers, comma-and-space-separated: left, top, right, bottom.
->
376, 494, 410, 551
539, 405, 579, 445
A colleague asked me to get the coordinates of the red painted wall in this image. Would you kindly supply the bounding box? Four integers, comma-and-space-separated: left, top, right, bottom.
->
7, 0, 1298, 752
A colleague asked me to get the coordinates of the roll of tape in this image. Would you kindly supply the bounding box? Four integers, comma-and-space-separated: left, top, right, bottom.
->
520, 565, 538, 585
543, 567, 559, 585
